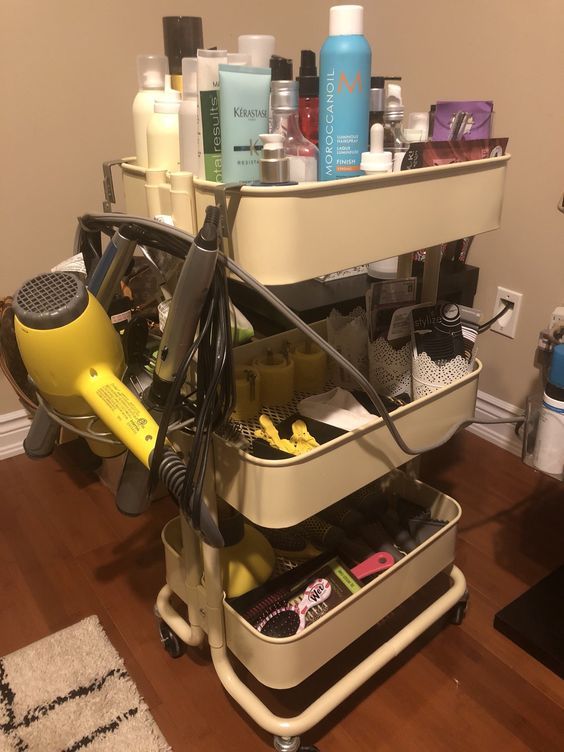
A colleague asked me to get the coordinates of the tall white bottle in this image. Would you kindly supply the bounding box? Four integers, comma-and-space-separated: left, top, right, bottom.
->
360, 124, 397, 278
147, 94, 181, 172
132, 55, 168, 167
179, 58, 199, 174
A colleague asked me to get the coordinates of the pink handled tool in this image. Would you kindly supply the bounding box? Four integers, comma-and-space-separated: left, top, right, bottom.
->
351, 551, 395, 581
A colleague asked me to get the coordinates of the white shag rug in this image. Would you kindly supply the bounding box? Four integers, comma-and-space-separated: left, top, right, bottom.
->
0, 616, 171, 752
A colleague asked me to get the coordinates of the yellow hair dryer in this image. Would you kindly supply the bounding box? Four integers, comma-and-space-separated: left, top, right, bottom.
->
13, 272, 160, 465
14, 271, 224, 547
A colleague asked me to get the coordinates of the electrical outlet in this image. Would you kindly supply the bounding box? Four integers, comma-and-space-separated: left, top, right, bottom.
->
550, 306, 564, 343
550, 306, 564, 329
491, 287, 523, 338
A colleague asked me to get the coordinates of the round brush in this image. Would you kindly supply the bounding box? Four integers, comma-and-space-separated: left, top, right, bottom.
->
254, 524, 321, 560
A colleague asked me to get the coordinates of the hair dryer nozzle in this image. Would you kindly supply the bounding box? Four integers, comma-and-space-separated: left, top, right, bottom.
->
13, 272, 88, 330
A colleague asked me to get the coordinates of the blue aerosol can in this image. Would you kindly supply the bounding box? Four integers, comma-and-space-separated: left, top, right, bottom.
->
318, 5, 371, 180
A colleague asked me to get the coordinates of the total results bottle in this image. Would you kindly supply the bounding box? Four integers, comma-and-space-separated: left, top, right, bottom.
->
318, 5, 371, 180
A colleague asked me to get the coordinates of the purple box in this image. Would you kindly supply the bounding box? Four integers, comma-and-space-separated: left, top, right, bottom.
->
432, 100, 494, 141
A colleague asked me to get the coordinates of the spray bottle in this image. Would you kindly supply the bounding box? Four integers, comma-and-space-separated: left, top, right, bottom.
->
298, 50, 319, 146
318, 4, 371, 180
271, 81, 318, 182
132, 55, 167, 168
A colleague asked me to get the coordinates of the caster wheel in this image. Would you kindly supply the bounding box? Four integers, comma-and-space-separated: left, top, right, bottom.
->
158, 619, 185, 658
273, 736, 319, 752
273, 737, 301, 752
450, 593, 469, 625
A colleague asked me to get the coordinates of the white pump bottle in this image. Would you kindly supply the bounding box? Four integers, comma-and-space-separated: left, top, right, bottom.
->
132, 55, 168, 168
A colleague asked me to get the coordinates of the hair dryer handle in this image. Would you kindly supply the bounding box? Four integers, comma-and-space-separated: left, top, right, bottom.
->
23, 404, 60, 459
115, 451, 152, 516
77, 366, 160, 469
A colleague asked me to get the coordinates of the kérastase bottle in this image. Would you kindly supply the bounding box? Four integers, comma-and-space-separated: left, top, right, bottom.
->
318, 5, 371, 180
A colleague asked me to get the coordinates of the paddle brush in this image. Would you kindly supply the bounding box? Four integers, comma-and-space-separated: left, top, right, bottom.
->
256, 578, 332, 637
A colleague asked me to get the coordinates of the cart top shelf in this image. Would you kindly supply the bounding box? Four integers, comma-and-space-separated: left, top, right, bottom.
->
193, 155, 510, 285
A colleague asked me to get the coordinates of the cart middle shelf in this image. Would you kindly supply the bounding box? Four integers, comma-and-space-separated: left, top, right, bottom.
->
212, 321, 480, 528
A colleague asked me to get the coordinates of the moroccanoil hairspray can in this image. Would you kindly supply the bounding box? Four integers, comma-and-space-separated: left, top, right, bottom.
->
318, 5, 371, 180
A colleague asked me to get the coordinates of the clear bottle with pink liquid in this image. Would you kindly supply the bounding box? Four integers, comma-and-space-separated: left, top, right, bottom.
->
271, 80, 318, 182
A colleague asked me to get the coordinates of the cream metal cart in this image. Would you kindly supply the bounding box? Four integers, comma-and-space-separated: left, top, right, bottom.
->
111, 155, 509, 751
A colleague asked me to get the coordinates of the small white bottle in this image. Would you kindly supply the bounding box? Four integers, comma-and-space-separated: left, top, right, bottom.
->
360, 123, 392, 174
533, 344, 564, 479
147, 94, 181, 172
132, 55, 168, 167
179, 58, 199, 174
361, 125, 397, 279
258, 133, 291, 184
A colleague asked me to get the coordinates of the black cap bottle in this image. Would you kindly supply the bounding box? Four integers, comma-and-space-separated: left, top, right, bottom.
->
369, 76, 385, 127
298, 50, 319, 98
162, 16, 203, 92
297, 50, 319, 145
270, 55, 293, 81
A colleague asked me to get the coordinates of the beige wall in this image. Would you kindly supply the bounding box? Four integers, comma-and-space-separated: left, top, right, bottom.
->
2, 0, 563, 414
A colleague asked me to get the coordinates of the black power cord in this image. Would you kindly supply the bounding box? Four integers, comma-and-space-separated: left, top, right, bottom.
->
478, 299, 513, 333
179, 264, 234, 532
79, 213, 234, 545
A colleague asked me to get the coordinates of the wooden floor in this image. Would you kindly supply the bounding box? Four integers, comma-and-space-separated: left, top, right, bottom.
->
0, 432, 562, 751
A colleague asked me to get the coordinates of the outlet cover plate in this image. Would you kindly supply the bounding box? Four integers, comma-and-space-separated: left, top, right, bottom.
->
491, 287, 523, 338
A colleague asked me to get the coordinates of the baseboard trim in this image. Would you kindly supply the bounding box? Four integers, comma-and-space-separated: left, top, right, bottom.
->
0, 409, 31, 460
466, 390, 523, 456
0, 390, 524, 461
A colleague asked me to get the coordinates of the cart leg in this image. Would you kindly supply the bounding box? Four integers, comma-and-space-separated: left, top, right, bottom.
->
155, 584, 206, 647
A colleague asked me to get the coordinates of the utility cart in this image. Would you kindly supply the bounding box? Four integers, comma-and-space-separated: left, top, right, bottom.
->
112, 155, 509, 751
